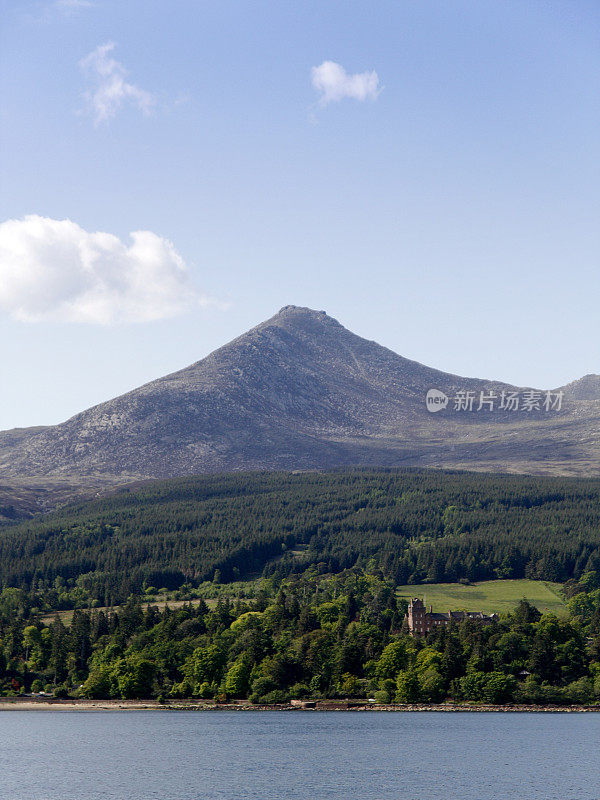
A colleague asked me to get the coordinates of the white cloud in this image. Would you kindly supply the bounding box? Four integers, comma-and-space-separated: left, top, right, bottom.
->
0, 215, 207, 324
79, 42, 154, 124
311, 61, 381, 107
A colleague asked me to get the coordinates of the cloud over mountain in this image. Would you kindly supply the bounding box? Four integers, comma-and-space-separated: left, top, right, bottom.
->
0, 215, 204, 324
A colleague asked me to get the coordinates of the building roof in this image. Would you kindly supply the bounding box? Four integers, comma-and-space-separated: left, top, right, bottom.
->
408, 599, 497, 625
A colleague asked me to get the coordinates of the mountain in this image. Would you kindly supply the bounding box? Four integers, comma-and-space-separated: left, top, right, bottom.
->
1, 305, 599, 486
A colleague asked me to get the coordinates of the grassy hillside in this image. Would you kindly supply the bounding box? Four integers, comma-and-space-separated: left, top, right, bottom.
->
1, 468, 600, 605
397, 579, 566, 615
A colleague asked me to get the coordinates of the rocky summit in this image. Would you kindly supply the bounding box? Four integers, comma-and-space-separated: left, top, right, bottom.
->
1, 306, 599, 485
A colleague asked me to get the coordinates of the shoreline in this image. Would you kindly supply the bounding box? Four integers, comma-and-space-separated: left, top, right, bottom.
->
1, 698, 599, 713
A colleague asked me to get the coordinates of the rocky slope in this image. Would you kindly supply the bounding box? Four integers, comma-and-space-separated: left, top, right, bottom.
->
1, 306, 599, 481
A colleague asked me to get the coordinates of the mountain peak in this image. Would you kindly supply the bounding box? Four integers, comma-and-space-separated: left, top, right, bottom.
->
277, 305, 327, 316
561, 373, 600, 401
1, 306, 599, 480
250, 305, 345, 338
274, 305, 337, 326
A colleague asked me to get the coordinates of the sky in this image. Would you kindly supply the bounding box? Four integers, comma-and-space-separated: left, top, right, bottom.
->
1, 0, 599, 430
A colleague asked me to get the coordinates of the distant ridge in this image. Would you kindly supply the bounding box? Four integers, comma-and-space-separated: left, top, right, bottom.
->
1, 305, 599, 483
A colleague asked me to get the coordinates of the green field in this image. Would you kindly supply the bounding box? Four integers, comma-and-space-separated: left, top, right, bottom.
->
397, 579, 566, 616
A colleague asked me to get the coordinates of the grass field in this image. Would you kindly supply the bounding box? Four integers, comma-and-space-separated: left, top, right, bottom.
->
397, 579, 566, 616
40, 596, 221, 625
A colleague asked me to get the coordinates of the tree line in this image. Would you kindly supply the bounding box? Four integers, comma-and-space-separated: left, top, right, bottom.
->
1, 567, 600, 704
1, 469, 600, 604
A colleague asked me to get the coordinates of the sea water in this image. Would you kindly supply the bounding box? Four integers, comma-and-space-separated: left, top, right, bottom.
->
0, 710, 598, 800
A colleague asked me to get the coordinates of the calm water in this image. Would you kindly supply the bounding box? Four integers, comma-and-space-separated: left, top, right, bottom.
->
0, 710, 599, 800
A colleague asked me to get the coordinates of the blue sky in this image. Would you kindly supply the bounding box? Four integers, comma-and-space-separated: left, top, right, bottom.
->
1, 0, 599, 429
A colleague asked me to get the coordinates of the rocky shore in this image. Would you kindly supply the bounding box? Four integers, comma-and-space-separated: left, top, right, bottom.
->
1, 697, 599, 712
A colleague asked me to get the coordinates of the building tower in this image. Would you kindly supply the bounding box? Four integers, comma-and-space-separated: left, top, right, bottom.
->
407, 598, 427, 635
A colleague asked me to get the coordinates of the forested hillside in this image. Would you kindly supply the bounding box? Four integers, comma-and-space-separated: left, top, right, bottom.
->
1, 469, 600, 606
2, 569, 600, 704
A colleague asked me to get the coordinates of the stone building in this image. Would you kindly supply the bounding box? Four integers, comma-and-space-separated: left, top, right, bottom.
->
406, 597, 498, 635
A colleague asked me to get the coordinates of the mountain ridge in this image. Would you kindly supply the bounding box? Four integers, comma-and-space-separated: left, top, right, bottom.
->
1, 305, 599, 482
